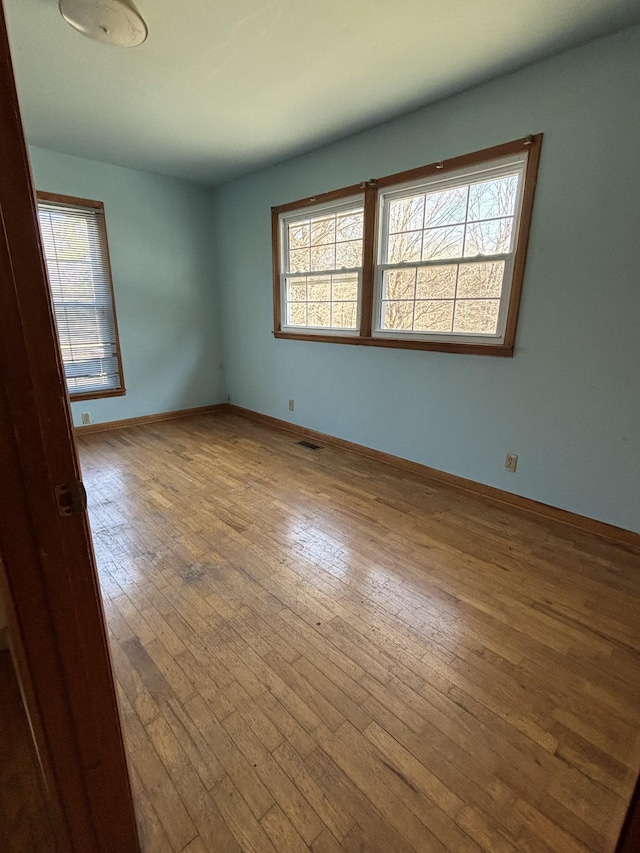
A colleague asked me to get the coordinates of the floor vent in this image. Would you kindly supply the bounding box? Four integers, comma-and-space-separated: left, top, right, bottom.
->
297, 440, 321, 451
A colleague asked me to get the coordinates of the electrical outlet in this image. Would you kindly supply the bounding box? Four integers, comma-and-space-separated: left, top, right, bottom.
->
81, 412, 91, 425
504, 452, 518, 473
288, 399, 295, 412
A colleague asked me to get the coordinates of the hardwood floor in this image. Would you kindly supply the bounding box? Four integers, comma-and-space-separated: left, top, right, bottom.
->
78, 412, 640, 853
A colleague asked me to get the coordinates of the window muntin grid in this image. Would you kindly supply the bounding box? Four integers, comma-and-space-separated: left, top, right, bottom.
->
281, 199, 364, 333
285, 273, 360, 329
375, 157, 526, 341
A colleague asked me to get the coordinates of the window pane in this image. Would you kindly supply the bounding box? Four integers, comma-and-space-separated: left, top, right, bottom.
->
310, 244, 336, 270
332, 275, 358, 301
336, 212, 363, 241
422, 225, 464, 261
423, 186, 468, 227
332, 302, 357, 328
289, 248, 311, 272
335, 240, 362, 268
288, 281, 307, 301
307, 302, 331, 327
382, 301, 414, 330
453, 299, 500, 333
414, 300, 454, 331
388, 231, 422, 263
288, 221, 310, 249
416, 265, 457, 299
389, 195, 424, 233
307, 279, 331, 301
384, 269, 416, 300
468, 175, 518, 221
464, 218, 512, 256
310, 216, 336, 246
456, 261, 505, 298
288, 303, 307, 325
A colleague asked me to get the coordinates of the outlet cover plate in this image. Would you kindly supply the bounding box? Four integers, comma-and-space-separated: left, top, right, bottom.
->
504, 452, 518, 472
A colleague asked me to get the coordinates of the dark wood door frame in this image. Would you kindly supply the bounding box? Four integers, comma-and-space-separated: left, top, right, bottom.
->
0, 3, 139, 850
617, 774, 640, 853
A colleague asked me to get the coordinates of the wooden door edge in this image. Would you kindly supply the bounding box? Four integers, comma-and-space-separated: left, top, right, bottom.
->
0, 4, 140, 851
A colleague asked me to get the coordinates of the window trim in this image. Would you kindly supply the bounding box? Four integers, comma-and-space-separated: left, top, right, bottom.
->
272, 135, 543, 356
36, 191, 126, 402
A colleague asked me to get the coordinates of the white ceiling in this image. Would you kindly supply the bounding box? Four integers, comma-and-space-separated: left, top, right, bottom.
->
5, 0, 640, 186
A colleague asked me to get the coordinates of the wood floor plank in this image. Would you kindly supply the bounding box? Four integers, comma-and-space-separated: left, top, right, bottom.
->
264, 650, 346, 732
272, 741, 355, 841
260, 805, 310, 853
179, 838, 209, 853
74, 413, 640, 853
311, 829, 347, 853
292, 655, 372, 732
209, 775, 279, 853
118, 688, 197, 852
254, 689, 318, 758
315, 721, 462, 852
184, 694, 275, 821
222, 710, 324, 845
305, 747, 414, 853
129, 765, 174, 853
162, 697, 226, 790
145, 711, 240, 852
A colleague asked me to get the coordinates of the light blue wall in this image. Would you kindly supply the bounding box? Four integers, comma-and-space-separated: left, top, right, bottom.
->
29, 146, 225, 426
213, 25, 640, 534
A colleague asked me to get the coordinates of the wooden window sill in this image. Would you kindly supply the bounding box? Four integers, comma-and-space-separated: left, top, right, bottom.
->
273, 330, 513, 357
69, 387, 126, 403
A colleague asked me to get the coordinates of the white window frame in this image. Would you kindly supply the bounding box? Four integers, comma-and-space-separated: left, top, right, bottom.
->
279, 195, 365, 336
373, 153, 528, 346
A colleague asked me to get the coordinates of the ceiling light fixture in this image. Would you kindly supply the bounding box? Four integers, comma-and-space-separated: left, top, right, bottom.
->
58, 0, 148, 47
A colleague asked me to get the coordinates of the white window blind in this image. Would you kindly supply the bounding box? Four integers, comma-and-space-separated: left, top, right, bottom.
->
37, 196, 124, 399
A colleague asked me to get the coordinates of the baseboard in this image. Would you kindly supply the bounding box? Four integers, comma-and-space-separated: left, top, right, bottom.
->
74, 403, 228, 435
75, 400, 639, 550
226, 404, 640, 551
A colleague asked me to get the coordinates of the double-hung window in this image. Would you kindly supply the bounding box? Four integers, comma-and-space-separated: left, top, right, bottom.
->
36, 192, 125, 401
375, 154, 526, 343
279, 197, 364, 333
273, 135, 542, 356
